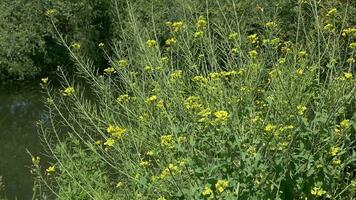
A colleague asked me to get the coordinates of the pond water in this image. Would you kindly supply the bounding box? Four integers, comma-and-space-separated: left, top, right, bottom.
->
0, 82, 45, 200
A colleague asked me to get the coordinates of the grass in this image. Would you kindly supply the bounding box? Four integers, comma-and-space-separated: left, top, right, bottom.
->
31, 0, 355, 199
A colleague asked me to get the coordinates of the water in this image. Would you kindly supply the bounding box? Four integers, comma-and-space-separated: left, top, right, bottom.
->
0, 82, 45, 200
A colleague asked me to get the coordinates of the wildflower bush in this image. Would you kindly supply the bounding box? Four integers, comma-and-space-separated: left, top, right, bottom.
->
33, 1, 355, 199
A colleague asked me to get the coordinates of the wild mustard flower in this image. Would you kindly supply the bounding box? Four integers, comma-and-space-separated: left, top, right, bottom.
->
326, 8, 337, 17
296, 68, 304, 76
45, 9, 56, 16
104, 67, 115, 74
198, 108, 212, 123
98, 42, 104, 48
160, 134, 174, 148
247, 34, 258, 44
46, 166, 55, 174
118, 59, 128, 68
146, 95, 158, 103
71, 42, 81, 50
194, 31, 204, 38
228, 32, 238, 40
144, 65, 155, 72
298, 51, 307, 57
184, 96, 203, 110
346, 58, 355, 64
170, 70, 182, 80
196, 16, 207, 30
116, 181, 124, 188
107, 125, 126, 138
332, 159, 341, 165
330, 146, 341, 156
349, 42, 356, 49
117, 94, 130, 103
157, 197, 166, 200
265, 21, 277, 28
62, 86, 75, 96
343, 72, 353, 79
156, 100, 164, 109
215, 180, 229, 193
202, 186, 213, 196
264, 124, 275, 133
139, 160, 150, 167
32, 156, 40, 165
248, 50, 258, 58
340, 119, 350, 128
104, 138, 115, 147
172, 21, 184, 32
311, 186, 326, 196
297, 105, 307, 115
41, 77, 49, 84
165, 38, 177, 46
192, 75, 208, 84
214, 110, 229, 122
231, 48, 239, 55
342, 27, 356, 37
324, 24, 334, 32
146, 150, 154, 156
146, 39, 157, 47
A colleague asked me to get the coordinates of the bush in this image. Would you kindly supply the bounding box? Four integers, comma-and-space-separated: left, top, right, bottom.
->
33, 1, 355, 199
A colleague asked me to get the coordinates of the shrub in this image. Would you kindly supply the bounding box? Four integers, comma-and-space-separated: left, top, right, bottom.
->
33, 1, 355, 199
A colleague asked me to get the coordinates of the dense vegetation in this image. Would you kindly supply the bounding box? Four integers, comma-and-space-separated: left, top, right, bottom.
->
1, 0, 355, 199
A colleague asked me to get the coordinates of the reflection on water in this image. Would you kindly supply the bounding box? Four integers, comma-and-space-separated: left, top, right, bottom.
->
0, 82, 45, 200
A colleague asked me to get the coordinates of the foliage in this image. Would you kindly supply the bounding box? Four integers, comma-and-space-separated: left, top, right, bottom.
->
32, 0, 356, 200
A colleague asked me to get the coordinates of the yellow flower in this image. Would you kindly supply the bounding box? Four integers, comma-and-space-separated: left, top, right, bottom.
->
264, 124, 276, 133
231, 48, 239, 55
214, 110, 229, 122
196, 16, 207, 29
202, 186, 213, 196
332, 159, 341, 165
296, 68, 304, 76
116, 181, 124, 188
139, 160, 150, 167
340, 119, 350, 128
228, 32, 238, 40
298, 51, 307, 57
324, 23, 334, 32
265, 21, 277, 28
349, 42, 356, 49
146, 39, 157, 47
71, 42, 81, 50
107, 125, 126, 138
192, 75, 208, 84
41, 77, 49, 84
62, 86, 75, 96
146, 150, 154, 156
104, 138, 115, 147
45, 9, 56, 16
32, 156, 40, 165
342, 72, 353, 80
98, 42, 104, 48
194, 31, 204, 38
118, 59, 128, 68
46, 166, 55, 174
326, 8, 337, 17
297, 105, 307, 115
172, 21, 184, 32
160, 134, 174, 148
247, 34, 258, 44
311, 186, 326, 196
248, 50, 258, 58
117, 94, 130, 103
170, 70, 183, 80
215, 180, 229, 193
104, 67, 115, 74
157, 197, 166, 200
165, 38, 177, 46
146, 95, 158, 103
330, 146, 341, 156
95, 140, 101, 145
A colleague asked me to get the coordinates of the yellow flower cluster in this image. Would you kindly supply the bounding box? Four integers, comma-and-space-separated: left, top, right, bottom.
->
311, 186, 326, 196
265, 21, 277, 28
172, 21, 184, 32
62, 86, 75, 96
184, 96, 203, 110
165, 38, 177, 46
297, 105, 307, 115
214, 110, 229, 123
46, 166, 55, 175
342, 27, 356, 37
160, 134, 174, 148
104, 138, 115, 147
71, 42, 81, 50
107, 124, 126, 138
202, 186, 213, 196
117, 94, 130, 103
117, 59, 129, 68
215, 179, 229, 193
146, 39, 157, 47
247, 34, 258, 44
160, 163, 179, 179
196, 16, 207, 30
330, 146, 341, 156
104, 67, 115, 74
170, 70, 183, 80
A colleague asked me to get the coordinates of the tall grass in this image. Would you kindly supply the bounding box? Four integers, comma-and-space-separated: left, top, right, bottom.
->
32, 0, 355, 199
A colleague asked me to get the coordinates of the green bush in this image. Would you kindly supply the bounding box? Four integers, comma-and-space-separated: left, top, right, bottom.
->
33, 0, 355, 199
